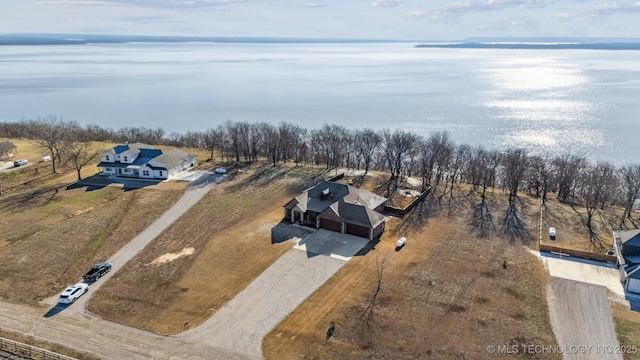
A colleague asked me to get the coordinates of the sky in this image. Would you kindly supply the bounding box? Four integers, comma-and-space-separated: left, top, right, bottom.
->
1, 0, 640, 40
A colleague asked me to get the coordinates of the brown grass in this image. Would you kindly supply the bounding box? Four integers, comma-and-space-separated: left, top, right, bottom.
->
88, 163, 332, 333
611, 303, 640, 360
263, 182, 559, 360
0, 185, 184, 303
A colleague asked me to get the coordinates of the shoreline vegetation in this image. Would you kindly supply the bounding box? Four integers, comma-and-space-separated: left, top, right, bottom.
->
3, 116, 640, 252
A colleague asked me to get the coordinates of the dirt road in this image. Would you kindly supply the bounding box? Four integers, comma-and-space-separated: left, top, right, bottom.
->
41, 173, 224, 310
0, 301, 245, 360
547, 277, 623, 360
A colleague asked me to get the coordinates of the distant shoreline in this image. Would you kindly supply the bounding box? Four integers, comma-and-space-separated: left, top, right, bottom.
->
415, 42, 640, 51
3, 34, 640, 49
0, 34, 409, 46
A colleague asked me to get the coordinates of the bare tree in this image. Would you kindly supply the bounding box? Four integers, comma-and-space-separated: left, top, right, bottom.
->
32, 115, 70, 174
469, 147, 500, 236
618, 164, 640, 228
553, 153, 586, 203
65, 141, 100, 181
364, 255, 387, 328
445, 143, 471, 201
355, 129, 381, 175
579, 162, 618, 250
381, 129, 419, 190
501, 148, 530, 243
225, 120, 245, 163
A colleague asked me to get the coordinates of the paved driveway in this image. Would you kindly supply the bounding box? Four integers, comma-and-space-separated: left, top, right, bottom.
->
542, 253, 624, 297
548, 277, 623, 360
179, 229, 369, 359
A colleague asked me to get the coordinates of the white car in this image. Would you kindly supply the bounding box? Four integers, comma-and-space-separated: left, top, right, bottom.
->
13, 159, 28, 167
58, 283, 89, 304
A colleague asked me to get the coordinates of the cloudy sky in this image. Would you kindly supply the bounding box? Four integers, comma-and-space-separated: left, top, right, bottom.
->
2, 0, 639, 40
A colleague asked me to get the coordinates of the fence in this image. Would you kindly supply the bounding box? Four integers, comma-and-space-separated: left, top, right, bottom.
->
539, 243, 617, 264
0, 337, 76, 360
383, 188, 430, 216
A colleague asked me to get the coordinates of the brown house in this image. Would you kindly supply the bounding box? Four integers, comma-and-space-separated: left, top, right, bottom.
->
284, 181, 387, 240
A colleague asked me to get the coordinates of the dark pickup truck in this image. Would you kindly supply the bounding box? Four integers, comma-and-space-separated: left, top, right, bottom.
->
83, 262, 111, 282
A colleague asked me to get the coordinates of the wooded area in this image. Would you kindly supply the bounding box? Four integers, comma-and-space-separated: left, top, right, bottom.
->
2, 116, 639, 249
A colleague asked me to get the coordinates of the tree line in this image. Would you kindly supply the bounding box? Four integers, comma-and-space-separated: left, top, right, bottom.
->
2, 116, 639, 248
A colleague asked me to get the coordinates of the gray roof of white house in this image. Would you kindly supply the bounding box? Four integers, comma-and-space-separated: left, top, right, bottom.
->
98, 145, 193, 172
149, 149, 194, 170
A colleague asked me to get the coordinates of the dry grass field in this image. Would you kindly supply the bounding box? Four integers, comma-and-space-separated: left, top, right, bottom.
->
0, 139, 190, 304
263, 182, 560, 360
0, 185, 184, 303
612, 303, 640, 360
88, 163, 332, 333
3, 137, 639, 359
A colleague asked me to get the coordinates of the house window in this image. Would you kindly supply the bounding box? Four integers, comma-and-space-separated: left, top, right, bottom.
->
142, 170, 150, 176
159, 171, 164, 177
124, 156, 128, 162
105, 155, 110, 161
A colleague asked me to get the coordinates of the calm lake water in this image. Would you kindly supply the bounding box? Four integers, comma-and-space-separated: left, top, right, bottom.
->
1, 43, 638, 163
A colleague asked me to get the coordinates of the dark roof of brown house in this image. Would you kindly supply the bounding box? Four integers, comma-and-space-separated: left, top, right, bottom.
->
287, 181, 387, 229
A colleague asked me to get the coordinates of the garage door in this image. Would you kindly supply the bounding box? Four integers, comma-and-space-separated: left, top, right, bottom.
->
628, 278, 640, 294
346, 223, 370, 238
320, 219, 342, 233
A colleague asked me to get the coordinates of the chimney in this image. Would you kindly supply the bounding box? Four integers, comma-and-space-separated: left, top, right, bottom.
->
321, 188, 330, 200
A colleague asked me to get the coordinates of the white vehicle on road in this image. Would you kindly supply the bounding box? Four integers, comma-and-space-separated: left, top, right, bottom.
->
58, 283, 89, 304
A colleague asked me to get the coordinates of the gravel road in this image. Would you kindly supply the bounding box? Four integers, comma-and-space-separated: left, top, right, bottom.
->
547, 277, 623, 360
0, 301, 245, 360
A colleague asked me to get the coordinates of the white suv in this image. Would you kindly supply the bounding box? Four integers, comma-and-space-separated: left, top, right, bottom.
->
58, 283, 89, 304
13, 159, 28, 167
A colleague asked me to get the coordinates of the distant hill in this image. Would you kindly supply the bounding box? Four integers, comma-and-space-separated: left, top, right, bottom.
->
0, 33, 411, 46
415, 42, 640, 50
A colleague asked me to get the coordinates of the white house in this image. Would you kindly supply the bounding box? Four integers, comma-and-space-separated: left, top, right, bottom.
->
97, 143, 197, 180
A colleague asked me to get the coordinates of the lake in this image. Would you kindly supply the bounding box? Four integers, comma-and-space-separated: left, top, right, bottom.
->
0, 42, 638, 164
